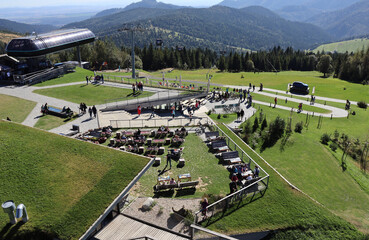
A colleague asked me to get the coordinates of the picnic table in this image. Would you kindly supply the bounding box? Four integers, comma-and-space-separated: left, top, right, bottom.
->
178, 173, 191, 182
157, 175, 170, 185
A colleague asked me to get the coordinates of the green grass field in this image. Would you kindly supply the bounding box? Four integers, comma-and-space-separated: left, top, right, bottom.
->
132, 133, 230, 198
34, 114, 77, 131
33, 84, 155, 106
34, 67, 93, 87
0, 121, 149, 240
208, 125, 364, 239
313, 38, 369, 53
0, 94, 36, 123
239, 105, 369, 233
148, 69, 369, 103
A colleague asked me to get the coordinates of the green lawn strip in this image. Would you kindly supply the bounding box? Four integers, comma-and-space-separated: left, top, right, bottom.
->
149, 70, 369, 103
209, 113, 238, 124
262, 89, 347, 109
251, 93, 330, 114
33, 84, 155, 106
325, 145, 369, 196
238, 106, 369, 233
212, 124, 363, 238
132, 133, 230, 198
34, 114, 78, 131
0, 94, 36, 123
313, 38, 369, 53
0, 121, 149, 240
34, 67, 93, 87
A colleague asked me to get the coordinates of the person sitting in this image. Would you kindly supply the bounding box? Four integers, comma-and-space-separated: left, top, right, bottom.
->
232, 166, 238, 174
254, 165, 260, 178
170, 178, 176, 185
181, 126, 186, 132
246, 174, 253, 181
136, 128, 141, 136
231, 173, 238, 182
62, 106, 66, 112
160, 126, 165, 132
229, 181, 237, 193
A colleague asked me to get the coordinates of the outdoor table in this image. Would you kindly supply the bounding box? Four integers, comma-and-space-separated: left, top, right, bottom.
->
241, 170, 253, 178
165, 138, 171, 145
147, 138, 152, 145
158, 147, 165, 155
154, 157, 161, 165
178, 173, 191, 182
158, 175, 170, 185
178, 158, 185, 167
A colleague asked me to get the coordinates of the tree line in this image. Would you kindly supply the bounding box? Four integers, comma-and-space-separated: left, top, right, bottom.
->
31, 39, 369, 85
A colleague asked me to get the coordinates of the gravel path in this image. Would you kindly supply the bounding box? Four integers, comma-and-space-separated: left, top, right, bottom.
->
123, 197, 201, 236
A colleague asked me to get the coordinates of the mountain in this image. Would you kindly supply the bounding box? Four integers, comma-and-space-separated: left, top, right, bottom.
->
0, 19, 56, 35
307, 0, 369, 39
95, 0, 186, 18
65, 5, 332, 51
218, 0, 306, 10
218, 0, 360, 11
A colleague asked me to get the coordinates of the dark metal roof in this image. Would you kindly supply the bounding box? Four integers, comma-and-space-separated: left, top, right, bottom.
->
5, 29, 95, 57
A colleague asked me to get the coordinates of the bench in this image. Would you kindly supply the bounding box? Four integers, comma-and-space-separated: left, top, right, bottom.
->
154, 181, 199, 192
210, 140, 229, 152
221, 151, 242, 165
46, 106, 73, 118
241, 177, 261, 191
205, 131, 219, 140
154, 183, 178, 192
178, 180, 199, 190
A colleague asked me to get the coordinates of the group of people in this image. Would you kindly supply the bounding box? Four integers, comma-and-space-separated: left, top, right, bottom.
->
79, 102, 97, 118
236, 109, 245, 121
41, 103, 49, 114
229, 165, 260, 194
86, 75, 104, 84
132, 81, 144, 94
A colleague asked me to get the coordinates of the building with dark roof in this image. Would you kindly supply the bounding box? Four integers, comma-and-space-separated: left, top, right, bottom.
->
5, 28, 95, 58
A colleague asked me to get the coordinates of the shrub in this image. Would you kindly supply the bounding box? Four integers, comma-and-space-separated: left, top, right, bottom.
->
252, 117, 259, 132
217, 113, 221, 119
357, 101, 367, 109
333, 130, 339, 142
206, 110, 212, 115
294, 122, 303, 133
329, 142, 338, 152
223, 114, 228, 118
321, 133, 330, 145
261, 118, 268, 131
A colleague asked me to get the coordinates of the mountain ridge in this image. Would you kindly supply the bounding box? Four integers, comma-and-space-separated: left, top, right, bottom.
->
65, 5, 332, 51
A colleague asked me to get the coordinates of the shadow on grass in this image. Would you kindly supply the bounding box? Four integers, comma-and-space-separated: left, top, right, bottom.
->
175, 188, 196, 197
153, 189, 175, 198
200, 188, 268, 227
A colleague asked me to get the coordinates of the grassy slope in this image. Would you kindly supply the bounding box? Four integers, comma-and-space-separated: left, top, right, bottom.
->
34, 114, 77, 131
0, 121, 149, 240
240, 105, 369, 233
34, 67, 93, 87
132, 133, 230, 198
149, 70, 369, 103
33, 84, 154, 106
211, 125, 364, 239
313, 38, 369, 53
0, 94, 36, 123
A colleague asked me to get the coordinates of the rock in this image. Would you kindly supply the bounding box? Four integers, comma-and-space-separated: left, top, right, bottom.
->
142, 197, 154, 211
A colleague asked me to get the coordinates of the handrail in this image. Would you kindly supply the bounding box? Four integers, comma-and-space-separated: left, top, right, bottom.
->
190, 224, 239, 240
128, 236, 157, 240
193, 118, 270, 222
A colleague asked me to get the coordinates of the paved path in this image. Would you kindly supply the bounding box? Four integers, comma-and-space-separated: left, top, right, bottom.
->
0, 81, 181, 134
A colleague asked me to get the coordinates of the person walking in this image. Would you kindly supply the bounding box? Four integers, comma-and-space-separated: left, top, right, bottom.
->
137, 105, 141, 116
274, 97, 277, 108
201, 198, 209, 219
92, 105, 97, 118
240, 109, 245, 121
86, 76, 89, 85
101, 74, 104, 84
171, 106, 175, 119
88, 107, 93, 118
166, 154, 172, 169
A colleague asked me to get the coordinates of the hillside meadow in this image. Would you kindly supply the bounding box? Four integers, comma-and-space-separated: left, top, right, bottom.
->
0, 121, 149, 240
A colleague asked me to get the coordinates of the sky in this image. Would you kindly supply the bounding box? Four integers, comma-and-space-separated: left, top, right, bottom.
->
0, 0, 221, 8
